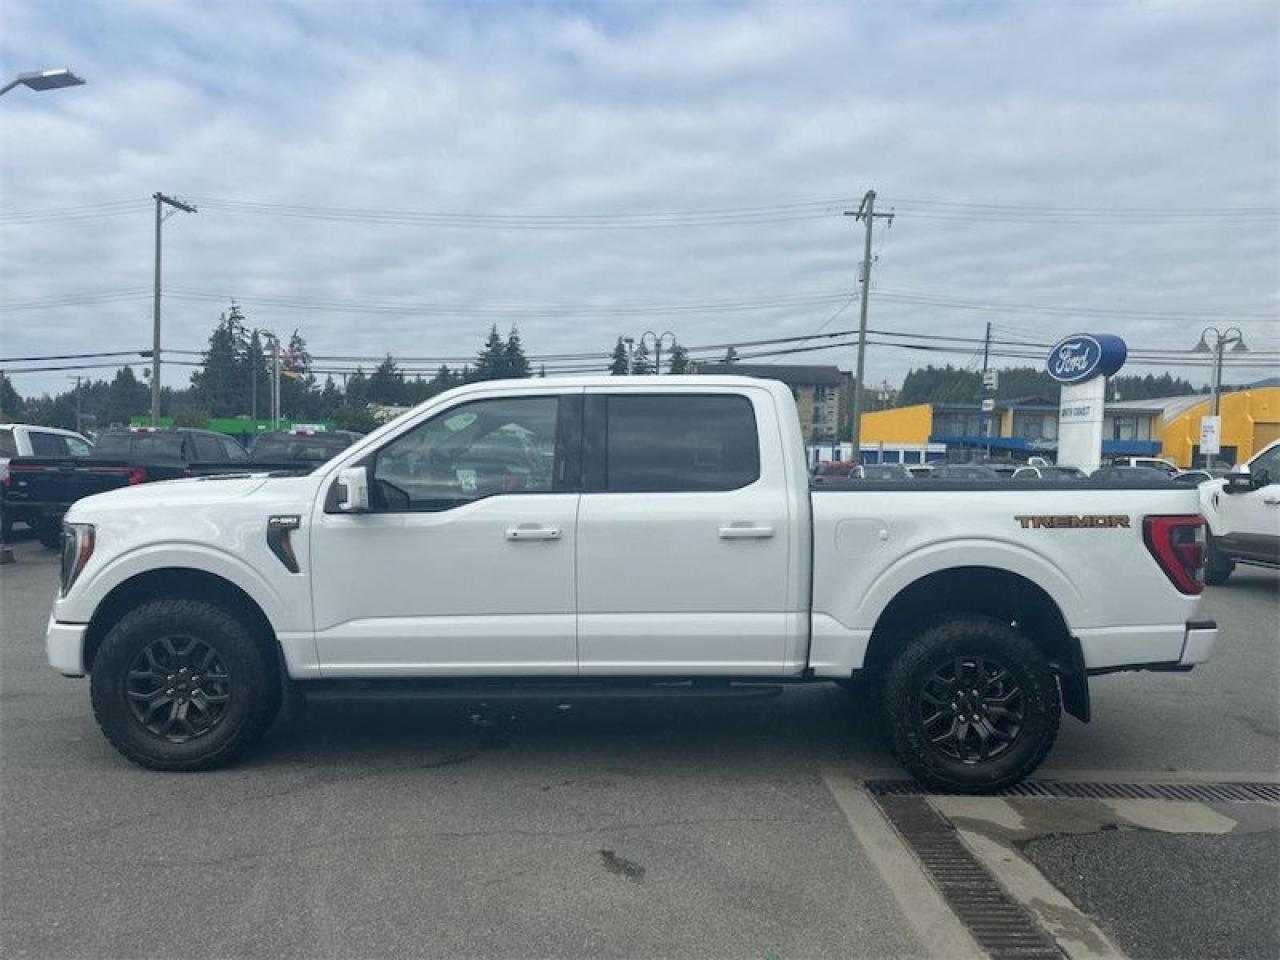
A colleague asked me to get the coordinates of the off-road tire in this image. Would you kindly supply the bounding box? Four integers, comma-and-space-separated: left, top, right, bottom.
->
880, 615, 1061, 794
91, 598, 279, 771
1204, 536, 1234, 586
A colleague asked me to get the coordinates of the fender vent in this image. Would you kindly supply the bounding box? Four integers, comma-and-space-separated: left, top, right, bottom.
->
867, 779, 1280, 804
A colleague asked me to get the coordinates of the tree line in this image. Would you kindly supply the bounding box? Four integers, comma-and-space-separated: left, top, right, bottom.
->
0, 309, 1212, 435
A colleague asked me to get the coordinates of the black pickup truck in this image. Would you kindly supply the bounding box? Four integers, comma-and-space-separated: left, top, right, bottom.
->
4, 428, 359, 548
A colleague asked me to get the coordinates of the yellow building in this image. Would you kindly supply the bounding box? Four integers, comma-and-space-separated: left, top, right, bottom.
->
1118, 386, 1280, 467
861, 387, 1280, 468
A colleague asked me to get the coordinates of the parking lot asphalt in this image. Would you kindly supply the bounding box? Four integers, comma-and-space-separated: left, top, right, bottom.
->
1, 539, 1277, 959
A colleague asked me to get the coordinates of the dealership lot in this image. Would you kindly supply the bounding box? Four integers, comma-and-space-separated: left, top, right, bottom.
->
2, 541, 1276, 959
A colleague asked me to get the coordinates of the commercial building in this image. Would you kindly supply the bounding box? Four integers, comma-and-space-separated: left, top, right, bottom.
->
858, 386, 1280, 467
860, 397, 1162, 462
697, 363, 850, 443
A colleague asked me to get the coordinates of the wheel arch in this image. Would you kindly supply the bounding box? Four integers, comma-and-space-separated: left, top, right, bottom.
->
863, 565, 1090, 722
83, 568, 283, 683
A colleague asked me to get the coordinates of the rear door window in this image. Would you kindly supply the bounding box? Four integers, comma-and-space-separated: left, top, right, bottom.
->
28, 432, 80, 457
191, 434, 223, 460
601, 394, 760, 492
0, 430, 17, 457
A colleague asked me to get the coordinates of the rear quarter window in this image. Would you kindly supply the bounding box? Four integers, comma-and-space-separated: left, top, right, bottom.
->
603, 394, 760, 493
0, 430, 16, 457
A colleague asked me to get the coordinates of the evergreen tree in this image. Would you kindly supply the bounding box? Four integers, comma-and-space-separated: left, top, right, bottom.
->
191, 307, 250, 416
318, 375, 342, 419
667, 342, 690, 374
504, 326, 531, 378
367, 356, 405, 405
103, 367, 149, 427
0, 372, 23, 420
630, 341, 652, 375
474, 326, 507, 380
608, 338, 630, 375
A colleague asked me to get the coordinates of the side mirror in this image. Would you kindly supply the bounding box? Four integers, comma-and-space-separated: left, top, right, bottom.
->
1223, 470, 1253, 494
336, 465, 371, 512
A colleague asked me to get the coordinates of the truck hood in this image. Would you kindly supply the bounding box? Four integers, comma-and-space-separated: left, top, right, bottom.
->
68, 472, 276, 518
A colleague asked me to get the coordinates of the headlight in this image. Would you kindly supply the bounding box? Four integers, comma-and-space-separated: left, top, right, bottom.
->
60, 523, 95, 596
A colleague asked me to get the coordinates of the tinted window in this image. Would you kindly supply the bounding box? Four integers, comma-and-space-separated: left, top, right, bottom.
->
132, 434, 186, 459
28, 432, 90, 457
253, 433, 350, 461
604, 394, 759, 493
0, 430, 16, 457
65, 436, 92, 457
93, 433, 132, 457
191, 434, 223, 460
373, 396, 560, 511
219, 437, 249, 460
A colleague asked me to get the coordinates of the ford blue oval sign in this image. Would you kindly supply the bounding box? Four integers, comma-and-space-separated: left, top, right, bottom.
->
1046, 333, 1127, 384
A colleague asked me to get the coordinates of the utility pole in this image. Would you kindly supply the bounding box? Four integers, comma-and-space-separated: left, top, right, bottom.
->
151, 192, 197, 425
270, 336, 281, 429
979, 321, 994, 459
844, 190, 894, 461
68, 375, 83, 434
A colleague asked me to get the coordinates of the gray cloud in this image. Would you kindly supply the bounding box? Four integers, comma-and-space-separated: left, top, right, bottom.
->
1, 0, 1276, 396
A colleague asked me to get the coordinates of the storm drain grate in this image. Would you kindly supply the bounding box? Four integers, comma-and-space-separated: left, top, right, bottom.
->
867, 779, 1280, 804
872, 794, 1065, 960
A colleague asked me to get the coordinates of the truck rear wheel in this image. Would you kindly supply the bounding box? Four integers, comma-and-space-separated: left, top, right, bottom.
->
880, 616, 1060, 794
90, 598, 279, 771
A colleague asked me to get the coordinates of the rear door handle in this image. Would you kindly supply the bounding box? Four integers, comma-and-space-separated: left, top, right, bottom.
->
718, 523, 775, 540
506, 524, 561, 541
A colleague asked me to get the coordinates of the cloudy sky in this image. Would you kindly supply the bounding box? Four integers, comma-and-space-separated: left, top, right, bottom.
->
2, 0, 1277, 397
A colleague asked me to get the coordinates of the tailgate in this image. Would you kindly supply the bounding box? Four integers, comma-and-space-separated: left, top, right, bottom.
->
4, 458, 135, 508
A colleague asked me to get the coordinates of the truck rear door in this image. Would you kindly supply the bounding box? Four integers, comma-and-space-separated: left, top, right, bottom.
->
575, 386, 799, 676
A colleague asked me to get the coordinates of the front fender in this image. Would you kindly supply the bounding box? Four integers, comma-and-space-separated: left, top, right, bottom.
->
58, 541, 289, 631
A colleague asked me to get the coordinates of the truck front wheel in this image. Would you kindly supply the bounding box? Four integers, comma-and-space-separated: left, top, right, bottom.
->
880, 616, 1060, 794
90, 598, 279, 771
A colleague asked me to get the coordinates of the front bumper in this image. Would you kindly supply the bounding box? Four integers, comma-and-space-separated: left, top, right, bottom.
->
1179, 619, 1218, 666
46, 612, 87, 677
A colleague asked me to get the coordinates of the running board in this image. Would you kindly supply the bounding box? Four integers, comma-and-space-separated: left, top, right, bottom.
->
297, 679, 785, 703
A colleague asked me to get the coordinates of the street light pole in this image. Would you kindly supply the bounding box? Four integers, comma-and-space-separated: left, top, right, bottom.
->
1193, 326, 1247, 417
640, 331, 676, 375
0, 68, 85, 97
150, 193, 197, 424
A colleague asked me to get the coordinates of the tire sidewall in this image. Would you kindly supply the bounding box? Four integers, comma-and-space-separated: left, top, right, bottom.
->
91, 600, 273, 770
883, 617, 1060, 793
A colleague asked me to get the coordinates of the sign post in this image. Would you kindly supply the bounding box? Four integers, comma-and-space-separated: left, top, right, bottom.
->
1199, 416, 1221, 461
1047, 334, 1127, 474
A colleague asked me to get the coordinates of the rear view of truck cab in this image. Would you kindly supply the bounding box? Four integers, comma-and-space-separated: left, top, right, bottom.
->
46, 376, 1214, 792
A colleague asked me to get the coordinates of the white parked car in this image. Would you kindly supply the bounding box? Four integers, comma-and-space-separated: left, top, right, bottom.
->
1198, 439, 1280, 584
47, 376, 1215, 792
0, 423, 93, 539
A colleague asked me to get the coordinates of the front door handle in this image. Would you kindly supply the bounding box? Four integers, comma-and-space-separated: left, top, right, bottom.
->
718, 523, 775, 540
506, 524, 561, 541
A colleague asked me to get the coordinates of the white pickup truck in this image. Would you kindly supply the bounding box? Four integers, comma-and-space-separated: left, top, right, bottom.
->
46, 376, 1216, 792
1200, 438, 1280, 584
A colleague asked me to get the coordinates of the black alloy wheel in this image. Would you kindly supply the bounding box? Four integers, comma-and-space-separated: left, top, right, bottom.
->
880, 615, 1061, 793
917, 656, 1025, 763
91, 598, 280, 770
125, 635, 232, 743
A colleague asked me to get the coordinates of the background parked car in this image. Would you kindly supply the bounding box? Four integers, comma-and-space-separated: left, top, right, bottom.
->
1090, 465, 1174, 483
1012, 465, 1088, 480
1, 424, 94, 540
1110, 456, 1178, 476
852, 463, 913, 481
929, 463, 1002, 481
811, 460, 860, 484
1174, 467, 1231, 486
248, 429, 363, 466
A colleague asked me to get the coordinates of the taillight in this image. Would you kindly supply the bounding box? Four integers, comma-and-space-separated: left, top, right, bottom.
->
127, 468, 146, 485
1143, 515, 1206, 595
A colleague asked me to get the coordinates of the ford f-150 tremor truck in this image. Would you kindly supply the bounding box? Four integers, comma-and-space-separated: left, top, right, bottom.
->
46, 376, 1217, 792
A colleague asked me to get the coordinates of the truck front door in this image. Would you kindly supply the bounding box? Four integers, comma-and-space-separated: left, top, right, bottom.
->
575, 388, 795, 676
309, 391, 582, 676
